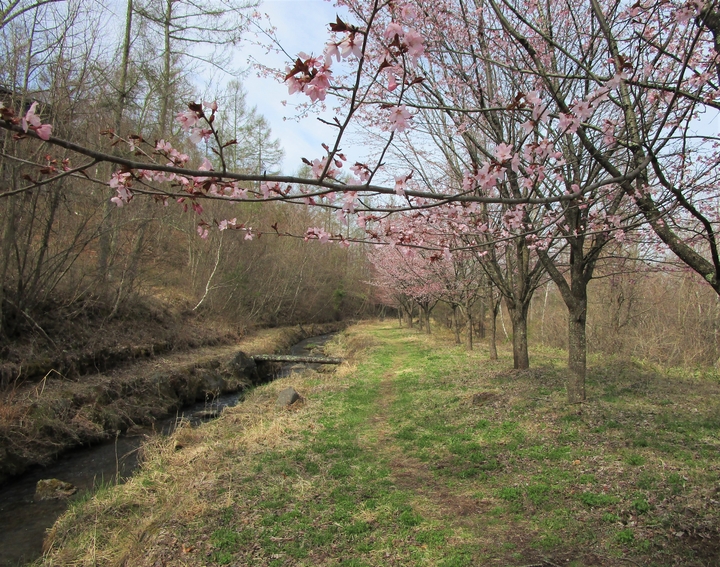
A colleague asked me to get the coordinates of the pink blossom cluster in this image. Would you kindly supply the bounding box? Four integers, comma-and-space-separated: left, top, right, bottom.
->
383, 21, 425, 64
0, 100, 53, 140
502, 205, 527, 232
462, 163, 505, 195
156, 139, 190, 166
285, 54, 333, 103
324, 33, 362, 64
311, 155, 337, 178
304, 227, 332, 243
284, 16, 425, 110
387, 105, 413, 132
109, 171, 133, 207
20, 102, 52, 140
350, 162, 371, 184
108, 144, 251, 209
175, 100, 217, 144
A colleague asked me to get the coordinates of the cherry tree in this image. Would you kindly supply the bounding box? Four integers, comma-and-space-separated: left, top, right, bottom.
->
2, 0, 720, 404
369, 240, 446, 333
433, 246, 484, 349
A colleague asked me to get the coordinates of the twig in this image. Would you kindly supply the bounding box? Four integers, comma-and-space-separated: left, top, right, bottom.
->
193, 232, 223, 311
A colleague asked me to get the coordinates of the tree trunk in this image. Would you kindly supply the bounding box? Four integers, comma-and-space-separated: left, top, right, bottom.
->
452, 304, 461, 344
405, 304, 413, 328
489, 301, 498, 361
476, 300, 486, 339
98, 0, 133, 279
507, 300, 530, 369
466, 310, 473, 351
567, 299, 587, 403
159, 0, 172, 136
0, 195, 16, 338
419, 302, 431, 333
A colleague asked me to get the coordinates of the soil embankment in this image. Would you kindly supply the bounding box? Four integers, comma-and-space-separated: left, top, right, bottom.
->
0, 322, 345, 485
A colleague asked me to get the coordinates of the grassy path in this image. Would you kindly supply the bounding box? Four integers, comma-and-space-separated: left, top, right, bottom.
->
38, 322, 720, 567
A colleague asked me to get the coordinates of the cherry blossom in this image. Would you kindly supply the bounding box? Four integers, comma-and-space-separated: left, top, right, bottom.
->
20, 102, 52, 140
34, 123, 52, 141
190, 128, 213, 144
571, 99, 594, 121
494, 143, 514, 163
339, 34, 362, 59
388, 105, 413, 132
21, 101, 42, 132
384, 22, 404, 40
218, 218, 237, 231
176, 109, 199, 131
403, 29, 425, 62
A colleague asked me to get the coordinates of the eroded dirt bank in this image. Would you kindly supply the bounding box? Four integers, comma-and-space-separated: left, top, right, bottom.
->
0, 322, 346, 484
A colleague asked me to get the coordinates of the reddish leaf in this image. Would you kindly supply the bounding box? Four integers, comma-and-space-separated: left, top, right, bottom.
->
285, 58, 310, 80
329, 15, 349, 32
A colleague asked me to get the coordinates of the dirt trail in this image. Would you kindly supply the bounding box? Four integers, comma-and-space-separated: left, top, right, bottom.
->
360, 342, 552, 566
367, 368, 487, 530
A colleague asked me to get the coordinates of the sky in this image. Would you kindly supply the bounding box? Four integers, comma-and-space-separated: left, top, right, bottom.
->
237, 0, 354, 174
96, 0, 354, 175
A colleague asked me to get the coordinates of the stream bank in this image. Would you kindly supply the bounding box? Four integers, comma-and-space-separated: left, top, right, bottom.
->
0, 322, 345, 486
0, 331, 341, 567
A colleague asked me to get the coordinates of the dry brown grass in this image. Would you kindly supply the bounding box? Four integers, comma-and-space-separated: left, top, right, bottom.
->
40, 361, 337, 566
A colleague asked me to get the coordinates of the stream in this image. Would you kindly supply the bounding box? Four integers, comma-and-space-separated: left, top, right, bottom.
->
0, 334, 335, 567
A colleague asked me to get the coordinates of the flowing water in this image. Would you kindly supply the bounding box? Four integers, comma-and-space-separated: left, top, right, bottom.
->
0, 333, 335, 567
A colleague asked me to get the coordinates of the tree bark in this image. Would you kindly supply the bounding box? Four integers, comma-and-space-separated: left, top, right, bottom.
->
0, 194, 16, 337
538, 248, 593, 404
489, 299, 499, 361
98, 0, 133, 279
452, 304, 461, 344
466, 309, 473, 351
422, 302, 431, 333
567, 300, 587, 403
476, 300, 486, 339
507, 299, 530, 369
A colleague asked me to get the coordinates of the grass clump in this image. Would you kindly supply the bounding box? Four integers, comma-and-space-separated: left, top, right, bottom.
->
37, 321, 720, 566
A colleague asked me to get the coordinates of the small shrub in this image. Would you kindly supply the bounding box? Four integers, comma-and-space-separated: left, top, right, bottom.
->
578, 492, 616, 508
498, 486, 523, 501
615, 529, 635, 544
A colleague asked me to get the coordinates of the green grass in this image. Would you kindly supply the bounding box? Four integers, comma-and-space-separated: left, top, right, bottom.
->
37, 321, 720, 567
